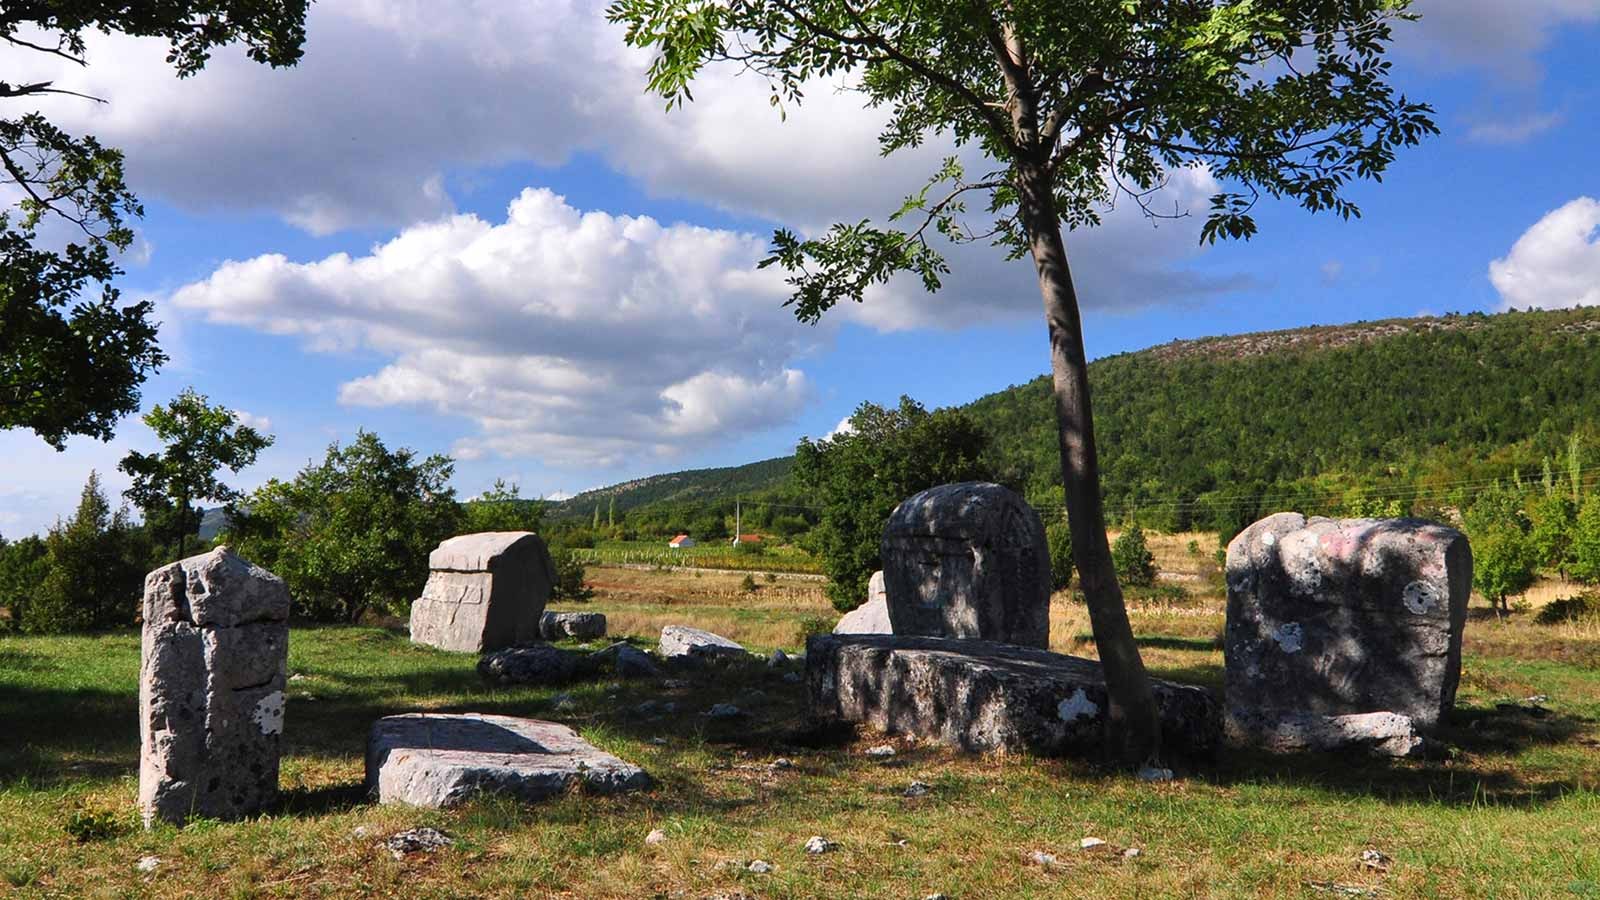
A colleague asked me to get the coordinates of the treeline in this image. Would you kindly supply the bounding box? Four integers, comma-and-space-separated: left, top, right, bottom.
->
0, 393, 592, 634
1459, 465, 1600, 613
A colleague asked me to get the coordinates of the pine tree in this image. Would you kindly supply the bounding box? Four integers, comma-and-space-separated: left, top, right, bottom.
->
27, 472, 146, 633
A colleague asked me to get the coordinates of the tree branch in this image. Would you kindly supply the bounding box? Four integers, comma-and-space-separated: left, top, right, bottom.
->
0, 80, 106, 102
3, 33, 87, 66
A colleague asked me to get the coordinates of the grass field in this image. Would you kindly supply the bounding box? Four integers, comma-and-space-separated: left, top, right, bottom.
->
2, 534, 1598, 898
571, 540, 824, 575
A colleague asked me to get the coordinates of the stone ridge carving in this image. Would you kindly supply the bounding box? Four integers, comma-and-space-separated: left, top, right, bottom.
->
409, 532, 553, 653
139, 546, 290, 826
880, 482, 1051, 648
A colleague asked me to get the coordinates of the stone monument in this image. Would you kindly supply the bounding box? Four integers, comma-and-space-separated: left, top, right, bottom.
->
409, 532, 552, 653
139, 546, 289, 826
1225, 513, 1471, 755
880, 482, 1051, 648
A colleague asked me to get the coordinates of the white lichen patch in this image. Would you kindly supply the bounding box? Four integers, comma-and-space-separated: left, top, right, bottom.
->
252, 691, 286, 735
1402, 580, 1438, 615
1272, 622, 1304, 654
1262, 531, 1277, 547
1057, 689, 1099, 722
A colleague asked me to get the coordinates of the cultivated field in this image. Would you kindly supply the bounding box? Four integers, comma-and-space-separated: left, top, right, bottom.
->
1, 533, 1597, 898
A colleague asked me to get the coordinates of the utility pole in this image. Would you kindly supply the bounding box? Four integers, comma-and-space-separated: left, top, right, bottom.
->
735, 495, 741, 544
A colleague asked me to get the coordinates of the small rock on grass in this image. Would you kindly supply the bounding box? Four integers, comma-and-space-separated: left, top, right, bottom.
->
705, 703, 744, 719
1027, 850, 1063, 869
1123, 848, 1143, 859
904, 780, 931, 798
1360, 849, 1392, 872
747, 859, 775, 874
1136, 766, 1175, 783
135, 856, 160, 873
770, 757, 794, 770
1080, 837, 1106, 850
804, 836, 837, 855
865, 744, 896, 759
645, 829, 667, 846
385, 827, 453, 860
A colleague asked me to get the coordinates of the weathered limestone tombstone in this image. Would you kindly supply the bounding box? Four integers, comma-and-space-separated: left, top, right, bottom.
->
367, 713, 651, 808
540, 610, 607, 641
834, 570, 893, 634
806, 634, 1220, 758
139, 546, 289, 826
881, 482, 1051, 649
409, 532, 553, 653
1224, 513, 1471, 757
659, 625, 749, 662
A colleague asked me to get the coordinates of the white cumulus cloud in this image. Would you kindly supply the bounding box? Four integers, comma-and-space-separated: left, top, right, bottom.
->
172, 189, 818, 466
1489, 197, 1600, 310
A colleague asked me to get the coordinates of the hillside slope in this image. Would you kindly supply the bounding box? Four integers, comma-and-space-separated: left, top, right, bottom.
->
546, 456, 793, 521
564, 307, 1600, 532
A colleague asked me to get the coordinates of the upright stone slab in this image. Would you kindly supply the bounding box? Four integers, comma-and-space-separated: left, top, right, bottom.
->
881, 482, 1050, 649
1224, 514, 1471, 751
139, 547, 289, 826
835, 570, 892, 634
409, 532, 553, 653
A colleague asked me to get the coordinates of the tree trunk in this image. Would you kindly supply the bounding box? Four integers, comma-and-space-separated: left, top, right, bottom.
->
1017, 163, 1163, 765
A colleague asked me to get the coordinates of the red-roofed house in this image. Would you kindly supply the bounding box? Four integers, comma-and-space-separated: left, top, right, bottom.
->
668, 534, 696, 549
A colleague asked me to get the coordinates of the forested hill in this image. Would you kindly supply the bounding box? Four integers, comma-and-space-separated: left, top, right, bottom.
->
558, 307, 1600, 534
968, 307, 1600, 531
546, 456, 794, 521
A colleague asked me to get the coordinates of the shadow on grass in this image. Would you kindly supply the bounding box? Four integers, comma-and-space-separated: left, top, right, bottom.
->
7, 625, 1594, 817
1135, 635, 1222, 653
1209, 700, 1595, 809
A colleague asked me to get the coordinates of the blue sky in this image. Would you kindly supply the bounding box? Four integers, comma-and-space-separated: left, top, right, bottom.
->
3, 1, 1598, 537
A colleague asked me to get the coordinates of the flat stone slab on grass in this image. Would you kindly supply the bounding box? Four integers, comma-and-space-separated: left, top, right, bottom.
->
806, 634, 1220, 759
477, 643, 581, 685
659, 625, 748, 662
367, 714, 651, 808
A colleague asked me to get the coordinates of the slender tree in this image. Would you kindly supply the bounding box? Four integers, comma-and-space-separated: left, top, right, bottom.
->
2, 2, 308, 447
610, 0, 1435, 762
120, 388, 273, 560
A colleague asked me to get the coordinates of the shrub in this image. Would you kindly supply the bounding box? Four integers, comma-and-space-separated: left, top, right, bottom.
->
63, 807, 127, 843
1045, 519, 1073, 591
740, 573, 758, 593
1112, 524, 1157, 587
549, 544, 593, 602
1535, 592, 1599, 626
796, 613, 835, 646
